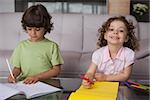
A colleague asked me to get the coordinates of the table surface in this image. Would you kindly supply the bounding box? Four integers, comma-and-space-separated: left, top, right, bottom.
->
0, 77, 149, 100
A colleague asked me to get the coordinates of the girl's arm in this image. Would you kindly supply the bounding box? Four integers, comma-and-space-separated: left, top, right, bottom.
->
106, 65, 132, 81
85, 62, 97, 77
82, 62, 97, 88
8, 67, 21, 83
96, 65, 133, 82
23, 65, 61, 84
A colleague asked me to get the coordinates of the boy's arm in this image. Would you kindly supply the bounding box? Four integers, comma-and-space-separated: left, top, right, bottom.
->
37, 65, 61, 80
96, 65, 133, 82
23, 65, 61, 84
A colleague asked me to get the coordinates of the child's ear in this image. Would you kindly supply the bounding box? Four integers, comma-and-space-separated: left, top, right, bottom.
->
125, 36, 129, 42
104, 33, 107, 40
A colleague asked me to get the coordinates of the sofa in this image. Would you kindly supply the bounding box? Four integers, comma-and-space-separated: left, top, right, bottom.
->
0, 13, 149, 80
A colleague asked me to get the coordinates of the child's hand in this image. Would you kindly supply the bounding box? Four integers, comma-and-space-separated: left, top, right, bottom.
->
81, 74, 94, 89
8, 75, 16, 83
94, 73, 106, 81
82, 79, 93, 89
23, 76, 39, 84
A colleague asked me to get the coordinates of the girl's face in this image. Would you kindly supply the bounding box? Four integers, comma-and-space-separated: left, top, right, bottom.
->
104, 20, 128, 46
26, 27, 45, 42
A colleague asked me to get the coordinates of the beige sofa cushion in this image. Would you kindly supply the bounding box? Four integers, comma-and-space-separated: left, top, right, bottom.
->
60, 14, 83, 52
0, 13, 22, 50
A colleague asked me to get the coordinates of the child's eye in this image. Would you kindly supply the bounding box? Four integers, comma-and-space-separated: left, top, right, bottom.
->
108, 28, 114, 31
27, 28, 32, 31
119, 30, 124, 33
35, 28, 41, 31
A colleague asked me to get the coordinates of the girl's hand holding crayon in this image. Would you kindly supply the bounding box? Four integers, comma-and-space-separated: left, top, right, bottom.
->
81, 73, 94, 89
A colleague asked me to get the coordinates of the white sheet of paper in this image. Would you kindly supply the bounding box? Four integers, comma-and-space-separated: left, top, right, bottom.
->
0, 83, 21, 100
1, 81, 61, 99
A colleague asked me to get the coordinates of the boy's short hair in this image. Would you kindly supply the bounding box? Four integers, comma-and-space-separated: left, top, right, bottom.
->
21, 4, 53, 34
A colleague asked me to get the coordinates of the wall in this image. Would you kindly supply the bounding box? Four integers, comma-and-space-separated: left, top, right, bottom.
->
0, 0, 14, 12
108, 0, 130, 15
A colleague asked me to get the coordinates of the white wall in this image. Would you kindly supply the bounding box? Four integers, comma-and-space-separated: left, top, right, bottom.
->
0, 0, 14, 12
139, 22, 150, 40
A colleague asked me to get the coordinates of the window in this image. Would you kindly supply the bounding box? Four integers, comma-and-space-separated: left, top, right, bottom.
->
15, 0, 108, 14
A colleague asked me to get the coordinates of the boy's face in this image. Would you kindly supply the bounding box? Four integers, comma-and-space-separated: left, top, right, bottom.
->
104, 20, 128, 46
26, 27, 45, 42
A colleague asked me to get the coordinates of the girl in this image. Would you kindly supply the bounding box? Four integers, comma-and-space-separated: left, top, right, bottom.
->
82, 16, 139, 88
8, 4, 64, 84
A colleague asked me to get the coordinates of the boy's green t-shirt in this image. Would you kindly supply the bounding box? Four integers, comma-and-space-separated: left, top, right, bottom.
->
10, 38, 64, 81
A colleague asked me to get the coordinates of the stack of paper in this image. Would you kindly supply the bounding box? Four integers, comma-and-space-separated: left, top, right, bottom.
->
69, 82, 119, 100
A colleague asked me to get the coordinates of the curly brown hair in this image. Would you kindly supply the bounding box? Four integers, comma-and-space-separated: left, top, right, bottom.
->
97, 16, 139, 51
21, 4, 53, 34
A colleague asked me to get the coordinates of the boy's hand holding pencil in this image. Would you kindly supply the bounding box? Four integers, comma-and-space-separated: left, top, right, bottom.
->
8, 74, 16, 83
6, 58, 16, 83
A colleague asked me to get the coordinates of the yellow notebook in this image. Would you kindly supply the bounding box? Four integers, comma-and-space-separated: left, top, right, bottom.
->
69, 82, 119, 100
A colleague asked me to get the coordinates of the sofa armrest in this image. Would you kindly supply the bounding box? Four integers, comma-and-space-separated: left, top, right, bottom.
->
135, 39, 150, 60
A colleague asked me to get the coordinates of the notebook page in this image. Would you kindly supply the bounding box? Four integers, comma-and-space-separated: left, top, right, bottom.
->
0, 83, 22, 100
5, 81, 61, 99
